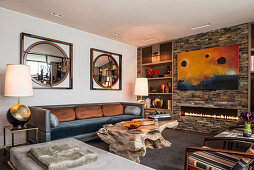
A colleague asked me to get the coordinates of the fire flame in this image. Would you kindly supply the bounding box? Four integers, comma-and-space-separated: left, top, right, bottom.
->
184, 112, 238, 120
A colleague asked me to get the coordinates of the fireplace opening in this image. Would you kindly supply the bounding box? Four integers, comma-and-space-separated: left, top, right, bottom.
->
181, 106, 238, 120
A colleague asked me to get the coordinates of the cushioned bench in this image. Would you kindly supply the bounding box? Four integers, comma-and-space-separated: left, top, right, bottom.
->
10, 138, 154, 170
28, 102, 144, 142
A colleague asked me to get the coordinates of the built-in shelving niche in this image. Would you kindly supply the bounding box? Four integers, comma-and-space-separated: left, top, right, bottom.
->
139, 41, 174, 114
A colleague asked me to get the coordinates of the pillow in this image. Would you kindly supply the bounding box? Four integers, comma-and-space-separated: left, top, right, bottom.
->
124, 106, 141, 116
50, 113, 59, 127
232, 157, 253, 170
102, 104, 124, 117
45, 107, 75, 122
75, 105, 103, 119
231, 145, 254, 170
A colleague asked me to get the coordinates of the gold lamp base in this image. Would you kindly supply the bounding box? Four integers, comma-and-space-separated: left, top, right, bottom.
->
137, 99, 147, 109
6, 104, 31, 129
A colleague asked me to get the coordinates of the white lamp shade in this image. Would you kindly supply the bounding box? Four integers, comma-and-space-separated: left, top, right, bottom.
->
4, 64, 33, 97
134, 78, 148, 96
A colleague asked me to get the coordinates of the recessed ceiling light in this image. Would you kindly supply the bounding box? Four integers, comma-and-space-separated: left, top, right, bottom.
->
143, 38, 155, 42
191, 23, 211, 30
113, 32, 120, 36
51, 12, 64, 18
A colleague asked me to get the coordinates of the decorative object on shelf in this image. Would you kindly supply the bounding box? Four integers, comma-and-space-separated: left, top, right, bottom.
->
239, 112, 254, 137
161, 83, 166, 93
145, 98, 151, 108
90, 48, 122, 90
164, 65, 171, 77
250, 55, 254, 72
165, 84, 170, 93
121, 121, 142, 129
150, 87, 158, 93
146, 68, 160, 78
135, 78, 148, 107
168, 100, 172, 110
168, 81, 171, 88
152, 98, 163, 108
4, 64, 33, 128
168, 81, 172, 93
132, 119, 155, 126
20, 33, 73, 89
147, 68, 153, 78
177, 44, 239, 90
152, 44, 160, 63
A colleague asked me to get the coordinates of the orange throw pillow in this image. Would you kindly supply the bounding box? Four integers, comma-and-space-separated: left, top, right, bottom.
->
45, 107, 75, 122
102, 104, 123, 117
75, 105, 103, 119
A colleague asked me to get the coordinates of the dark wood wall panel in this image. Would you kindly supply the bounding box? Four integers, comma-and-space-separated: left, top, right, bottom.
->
142, 46, 152, 64
160, 42, 172, 61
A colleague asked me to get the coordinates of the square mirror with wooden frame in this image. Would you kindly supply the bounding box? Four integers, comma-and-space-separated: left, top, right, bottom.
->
90, 48, 122, 90
20, 33, 73, 89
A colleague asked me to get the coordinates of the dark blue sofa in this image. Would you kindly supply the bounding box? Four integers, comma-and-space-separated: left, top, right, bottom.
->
27, 102, 144, 143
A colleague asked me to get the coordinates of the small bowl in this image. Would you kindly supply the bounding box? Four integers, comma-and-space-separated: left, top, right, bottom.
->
122, 121, 142, 129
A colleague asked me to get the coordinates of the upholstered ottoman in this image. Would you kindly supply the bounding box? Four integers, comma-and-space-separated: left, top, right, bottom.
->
10, 138, 154, 170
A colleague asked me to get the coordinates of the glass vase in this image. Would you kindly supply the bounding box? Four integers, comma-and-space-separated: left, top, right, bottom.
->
243, 122, 252, 137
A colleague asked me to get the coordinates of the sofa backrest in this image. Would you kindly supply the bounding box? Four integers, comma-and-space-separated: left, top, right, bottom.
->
39, 103, 127, 121
102, 104, 124, 117
45, 107, 76, 122
34, 102, 144, 120
75, 105, 103, 119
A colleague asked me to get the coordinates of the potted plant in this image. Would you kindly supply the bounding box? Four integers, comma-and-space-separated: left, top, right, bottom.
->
240, 112, 254, 137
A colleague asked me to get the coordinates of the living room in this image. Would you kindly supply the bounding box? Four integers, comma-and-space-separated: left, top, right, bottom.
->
1, 0, 254, 170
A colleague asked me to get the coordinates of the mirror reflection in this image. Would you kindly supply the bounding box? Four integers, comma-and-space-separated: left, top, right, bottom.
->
25, 42, 69, 86
93, 54, 119, 88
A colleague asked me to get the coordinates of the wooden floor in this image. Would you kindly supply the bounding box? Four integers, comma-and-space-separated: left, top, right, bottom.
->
0, 149, 11, 170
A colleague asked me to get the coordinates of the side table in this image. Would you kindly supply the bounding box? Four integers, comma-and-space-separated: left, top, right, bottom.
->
3, 124, 38, 156
215, 129, 254, 150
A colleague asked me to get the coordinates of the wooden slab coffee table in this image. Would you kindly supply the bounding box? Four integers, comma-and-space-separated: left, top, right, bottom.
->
97, 120, 178, 163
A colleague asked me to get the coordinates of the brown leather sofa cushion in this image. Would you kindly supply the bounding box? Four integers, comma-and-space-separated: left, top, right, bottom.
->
102, 104, 124, 117
75, 105, 103, 119
45, 107, 76, 122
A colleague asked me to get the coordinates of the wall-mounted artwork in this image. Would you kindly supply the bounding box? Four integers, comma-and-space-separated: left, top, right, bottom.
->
177, 44, 239, 90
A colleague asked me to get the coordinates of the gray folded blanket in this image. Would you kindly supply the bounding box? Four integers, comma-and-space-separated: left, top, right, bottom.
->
27, 144, 98, 170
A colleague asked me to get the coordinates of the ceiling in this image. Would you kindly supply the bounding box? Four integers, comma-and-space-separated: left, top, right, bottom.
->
0, 0, 254, 47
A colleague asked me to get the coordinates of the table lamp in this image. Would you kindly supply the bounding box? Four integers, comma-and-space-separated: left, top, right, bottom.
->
134, 78, 148, 106
4, 64, 33, 128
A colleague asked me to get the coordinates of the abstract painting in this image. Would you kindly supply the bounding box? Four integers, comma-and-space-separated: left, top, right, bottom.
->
177, 44, 239, 90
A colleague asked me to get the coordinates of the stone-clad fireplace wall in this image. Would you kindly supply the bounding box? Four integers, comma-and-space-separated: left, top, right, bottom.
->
137, 23, 249, 134
173, 23, 249, 134
173, 23, 249, 117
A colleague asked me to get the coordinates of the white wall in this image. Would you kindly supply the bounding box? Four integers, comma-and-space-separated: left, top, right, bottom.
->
0, 8, 137, 147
